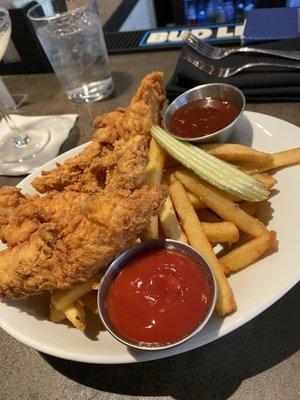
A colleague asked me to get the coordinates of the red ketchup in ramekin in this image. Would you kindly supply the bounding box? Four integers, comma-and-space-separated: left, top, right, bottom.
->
105, 247, 212, 347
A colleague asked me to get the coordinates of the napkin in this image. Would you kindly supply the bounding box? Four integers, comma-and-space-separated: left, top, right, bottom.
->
166, 37, 300, 102
0, 114, 78, 176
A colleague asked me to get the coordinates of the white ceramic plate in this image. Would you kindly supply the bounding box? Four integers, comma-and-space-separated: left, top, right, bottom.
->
0, 111, 299, 364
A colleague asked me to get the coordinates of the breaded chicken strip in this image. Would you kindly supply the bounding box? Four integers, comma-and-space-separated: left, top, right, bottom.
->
32, 72, 165, 194
0, 72, 168, 300
0, 186, 40, 247
94, 71, 165, 140
0, 135, 150, 249
0, 135, 151, 248
0, 185, 167, 299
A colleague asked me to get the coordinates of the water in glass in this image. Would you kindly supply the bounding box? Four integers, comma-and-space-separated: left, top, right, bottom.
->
31, 1, 113, 103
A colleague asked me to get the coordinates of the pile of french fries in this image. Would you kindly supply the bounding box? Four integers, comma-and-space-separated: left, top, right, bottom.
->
49, 142, 300, 329
49, 274, 100, 331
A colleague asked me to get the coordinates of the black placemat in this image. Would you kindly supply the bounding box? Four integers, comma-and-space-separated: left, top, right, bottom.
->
166, 37, 300, 102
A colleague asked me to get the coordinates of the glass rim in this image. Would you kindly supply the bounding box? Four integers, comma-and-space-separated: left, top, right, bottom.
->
0, 7, 10, 18
27, 0, 93, 22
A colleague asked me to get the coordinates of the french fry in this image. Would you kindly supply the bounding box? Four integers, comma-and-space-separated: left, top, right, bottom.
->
162, 167, 178, 185
146, 138, 166, 186
164, 193, 237, 242
63, 300, 86, 332
270, 147, 300, 169
239, 201, 256, 216
52, 274, 100, 311
219, 231, 277, 274
239, 147, 300, 174
159, 195, 188, 243
173, 168, 240, 202
173, 168, 242, 204
169, 178, 236, 316
253, 173, 277, 189
175, 169, 268, 238
49, 303, 66, 323
143, 217, 159, 240
187, 190, 206, 209
202, 222, 239, 243
200, 143, 273, 164
143, 138, 166, 239
80, 291, 98, 314
169, 168, 241, 203
197, 208, 221, 223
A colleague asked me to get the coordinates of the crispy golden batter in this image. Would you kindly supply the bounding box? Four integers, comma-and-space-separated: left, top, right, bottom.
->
0, 72, 168, 299
0, 187, 40, 247
32, 72, 165, 194
0, 185, 167, 299
0, 135, 151, 249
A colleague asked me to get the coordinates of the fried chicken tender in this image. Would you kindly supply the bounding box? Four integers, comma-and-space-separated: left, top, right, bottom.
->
0, 135, 150, 249
32, 72, 165, 194
0, 187, 40, 247
0, 185, 167, 299
90, 135, 149, 192
0, 72, 168, 300
94, 71, 165, 140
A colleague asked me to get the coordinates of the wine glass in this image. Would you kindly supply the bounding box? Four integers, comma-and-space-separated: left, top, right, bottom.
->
0, 8, 50, 175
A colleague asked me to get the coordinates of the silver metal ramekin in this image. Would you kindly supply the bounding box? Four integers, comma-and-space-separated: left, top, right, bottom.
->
98, 239, 217, 351
163, 83, 245, 144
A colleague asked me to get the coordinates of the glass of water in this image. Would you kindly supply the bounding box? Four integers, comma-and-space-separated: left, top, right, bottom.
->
27, 0, 114, 103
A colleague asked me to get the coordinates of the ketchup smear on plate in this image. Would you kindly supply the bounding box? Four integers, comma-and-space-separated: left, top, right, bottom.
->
169, 98, 239, 138
106, 248, 211, 347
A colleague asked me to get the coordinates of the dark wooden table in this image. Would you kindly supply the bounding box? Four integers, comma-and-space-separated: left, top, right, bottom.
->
0, 50, 299, 400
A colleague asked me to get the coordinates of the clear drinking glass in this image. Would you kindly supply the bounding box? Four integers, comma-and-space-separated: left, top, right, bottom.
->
0, 8, 10, 59
27, 0, 114, 104
0, 8, 50, 176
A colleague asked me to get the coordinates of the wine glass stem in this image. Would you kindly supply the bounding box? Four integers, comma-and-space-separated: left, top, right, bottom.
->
0, 98, 28, 148
11, 126, 28, 148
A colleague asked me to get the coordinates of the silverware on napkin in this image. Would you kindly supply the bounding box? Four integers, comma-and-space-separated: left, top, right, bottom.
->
184, 53, 300, 78
183, 32, 300, 61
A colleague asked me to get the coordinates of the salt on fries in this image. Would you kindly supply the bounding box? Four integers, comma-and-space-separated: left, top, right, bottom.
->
50, 142, 300, 329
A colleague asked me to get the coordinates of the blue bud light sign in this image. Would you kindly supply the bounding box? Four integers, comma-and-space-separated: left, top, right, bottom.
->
139, 23, 244, 48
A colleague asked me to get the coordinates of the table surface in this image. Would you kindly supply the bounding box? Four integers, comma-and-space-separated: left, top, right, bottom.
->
0, 50, 299, 400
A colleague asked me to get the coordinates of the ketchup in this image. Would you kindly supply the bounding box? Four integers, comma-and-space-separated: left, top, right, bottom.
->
169, 98, 239, 138
106, 248, 211, 347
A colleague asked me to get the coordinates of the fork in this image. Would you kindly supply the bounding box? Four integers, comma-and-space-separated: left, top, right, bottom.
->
184, 53, 300, 78
183, 32, 300, 61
